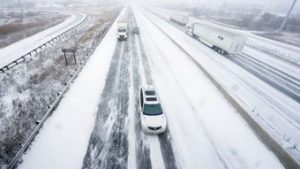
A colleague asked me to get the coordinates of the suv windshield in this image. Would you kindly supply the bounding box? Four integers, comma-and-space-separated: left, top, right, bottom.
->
143, 104, 162, 115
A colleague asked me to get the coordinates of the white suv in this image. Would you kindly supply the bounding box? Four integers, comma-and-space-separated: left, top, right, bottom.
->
139, 85, 167, 134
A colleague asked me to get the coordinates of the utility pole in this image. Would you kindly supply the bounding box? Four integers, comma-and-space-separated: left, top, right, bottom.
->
17, 0, 24, 23
278, 0, 297, 32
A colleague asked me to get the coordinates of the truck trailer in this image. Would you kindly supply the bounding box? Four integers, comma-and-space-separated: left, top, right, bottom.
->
170, 13, 189, 26
186, 22, 246, 55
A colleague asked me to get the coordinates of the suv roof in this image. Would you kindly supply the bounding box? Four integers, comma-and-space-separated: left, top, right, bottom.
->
141, 85, 159, 104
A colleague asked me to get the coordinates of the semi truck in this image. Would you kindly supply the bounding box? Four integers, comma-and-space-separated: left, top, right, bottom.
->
117, 18, 128, 41
186, 22, 246, 55
170, 13, 189, 26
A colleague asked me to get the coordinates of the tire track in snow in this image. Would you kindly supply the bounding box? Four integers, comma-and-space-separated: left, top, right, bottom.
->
127, 16, 137, 169
81, 40, 130, 169
134, 23, 178, 169
138, 9, 237, 169
131, 40, 152, 169
129, 9, 152, 169
136, 37, 165, 169
103, 40, 130, 169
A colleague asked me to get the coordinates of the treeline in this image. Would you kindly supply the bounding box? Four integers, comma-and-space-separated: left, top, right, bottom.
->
192, 9, 300, 33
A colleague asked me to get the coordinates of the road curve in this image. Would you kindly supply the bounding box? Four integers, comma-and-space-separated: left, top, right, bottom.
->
0, 10, 86, 68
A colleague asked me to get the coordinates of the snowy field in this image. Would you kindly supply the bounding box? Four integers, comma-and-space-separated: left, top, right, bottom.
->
0, 9, 68, 48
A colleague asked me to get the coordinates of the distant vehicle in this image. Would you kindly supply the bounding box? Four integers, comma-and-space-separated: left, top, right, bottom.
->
139, 85, 167, 134
117, 18, 128, 40
186, 22, 246, 55
170, 13, 189, 26
133, 27, 139, 34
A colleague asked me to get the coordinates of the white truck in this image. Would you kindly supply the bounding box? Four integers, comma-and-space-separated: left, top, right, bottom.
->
170, 13, 189, 26
186, 22, 246, 55
117, 19, 128, 41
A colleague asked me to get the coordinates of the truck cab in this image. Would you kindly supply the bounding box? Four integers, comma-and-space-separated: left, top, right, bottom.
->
185, 23, 193, 36
117, 22, 128, 41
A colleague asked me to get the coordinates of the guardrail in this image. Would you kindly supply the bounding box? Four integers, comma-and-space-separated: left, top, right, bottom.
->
0, 15, 87, 74
6, 19, 113, 169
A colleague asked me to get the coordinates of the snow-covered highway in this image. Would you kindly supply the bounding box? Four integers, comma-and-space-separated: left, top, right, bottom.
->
12, 5, 300, 169
0, 11, 86, 70
134, 7, 285, 169
140, 7, 300, 168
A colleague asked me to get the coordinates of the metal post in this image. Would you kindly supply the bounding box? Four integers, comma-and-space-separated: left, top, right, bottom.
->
278, 0, 297, 32
64, 52, 68, 65
73, 51, 76, 64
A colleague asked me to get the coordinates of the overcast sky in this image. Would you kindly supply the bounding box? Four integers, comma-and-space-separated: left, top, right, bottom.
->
210, 0, 298, 12
211, 0, 298, 9
18, 0, 298, 6
137, 0, 300, 13
150, 0, 298, 7
3, 0, 300, 14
